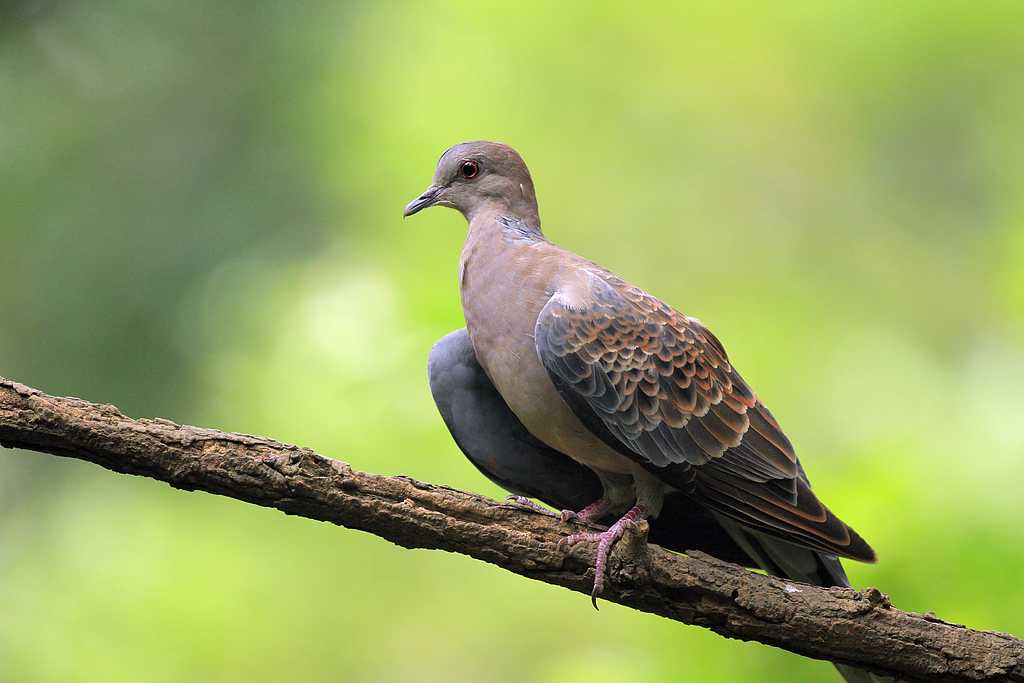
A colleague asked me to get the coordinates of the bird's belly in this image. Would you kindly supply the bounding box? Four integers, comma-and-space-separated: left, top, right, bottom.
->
466, 319, 632, 476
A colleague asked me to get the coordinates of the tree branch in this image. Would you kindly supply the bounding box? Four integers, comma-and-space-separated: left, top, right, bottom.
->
1, 376, 1020, 682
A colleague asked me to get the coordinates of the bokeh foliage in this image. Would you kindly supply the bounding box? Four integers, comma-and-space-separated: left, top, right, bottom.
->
2, 2, 1023, 681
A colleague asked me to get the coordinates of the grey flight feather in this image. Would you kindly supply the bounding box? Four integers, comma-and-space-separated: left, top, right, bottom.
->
428, 329, 599, 510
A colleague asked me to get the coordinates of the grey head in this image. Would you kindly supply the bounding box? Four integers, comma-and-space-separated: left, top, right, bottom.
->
403, 141, 541, 228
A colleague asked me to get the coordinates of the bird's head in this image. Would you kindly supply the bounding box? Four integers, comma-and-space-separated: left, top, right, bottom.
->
403, 141, 540, 226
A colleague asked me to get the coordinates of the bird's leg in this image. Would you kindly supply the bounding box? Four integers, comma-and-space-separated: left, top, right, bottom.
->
563, 470, 662, 607
559, 504, 648, 608
558, 499, 611, 525
556, 469, 633, 528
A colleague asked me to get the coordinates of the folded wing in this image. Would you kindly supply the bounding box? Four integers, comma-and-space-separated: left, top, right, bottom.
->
534, 269, 875, 562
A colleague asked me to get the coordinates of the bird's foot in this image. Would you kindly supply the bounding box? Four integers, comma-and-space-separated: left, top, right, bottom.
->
503, 495, 559, 518
558, 499, 611, 527
559, 504, 647, 609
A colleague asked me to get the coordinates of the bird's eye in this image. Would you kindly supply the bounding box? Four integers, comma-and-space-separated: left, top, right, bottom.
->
460, 160, 479, 179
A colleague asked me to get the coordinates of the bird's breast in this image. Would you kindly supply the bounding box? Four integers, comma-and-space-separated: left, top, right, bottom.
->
458, 236, 631, 475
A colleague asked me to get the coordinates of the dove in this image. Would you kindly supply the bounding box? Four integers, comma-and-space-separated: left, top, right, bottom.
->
409, 141, 880, 682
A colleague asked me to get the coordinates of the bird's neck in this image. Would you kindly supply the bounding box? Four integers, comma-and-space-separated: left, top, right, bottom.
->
462, 214, 545, 278
465, 197, 541, 235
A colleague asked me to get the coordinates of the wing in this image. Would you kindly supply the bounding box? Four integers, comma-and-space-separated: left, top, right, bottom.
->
534, 270, 875, 562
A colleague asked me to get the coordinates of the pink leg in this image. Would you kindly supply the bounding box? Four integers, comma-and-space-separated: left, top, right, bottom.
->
559, 499, 611, 526
560, 504, 647, 608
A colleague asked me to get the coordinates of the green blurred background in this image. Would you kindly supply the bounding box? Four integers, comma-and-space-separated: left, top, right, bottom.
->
3, 1, 1023, 681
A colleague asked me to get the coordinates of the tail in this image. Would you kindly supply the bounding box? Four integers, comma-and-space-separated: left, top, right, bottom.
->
712, 514, 892, 683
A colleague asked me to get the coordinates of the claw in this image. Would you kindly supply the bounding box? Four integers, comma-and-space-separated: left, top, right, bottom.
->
559, 498, 612, 528
503, 495, 558, 517
558, 504, 647, 608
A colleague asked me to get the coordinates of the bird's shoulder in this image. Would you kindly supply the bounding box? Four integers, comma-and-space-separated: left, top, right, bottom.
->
547, 253, 730, 368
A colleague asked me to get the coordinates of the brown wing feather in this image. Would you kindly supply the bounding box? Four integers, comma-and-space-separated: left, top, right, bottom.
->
535, 268, 875, 563
536, 270, 791, 470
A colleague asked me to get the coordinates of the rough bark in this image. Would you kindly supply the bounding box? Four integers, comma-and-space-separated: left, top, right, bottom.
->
1, 376, 1021, 682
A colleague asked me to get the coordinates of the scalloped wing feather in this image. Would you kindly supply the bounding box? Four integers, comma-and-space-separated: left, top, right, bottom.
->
534, 268, 875, 563
535, 270, 793, 472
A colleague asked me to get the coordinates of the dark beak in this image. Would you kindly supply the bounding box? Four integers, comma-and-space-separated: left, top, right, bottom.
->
403, 185, 443, 217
